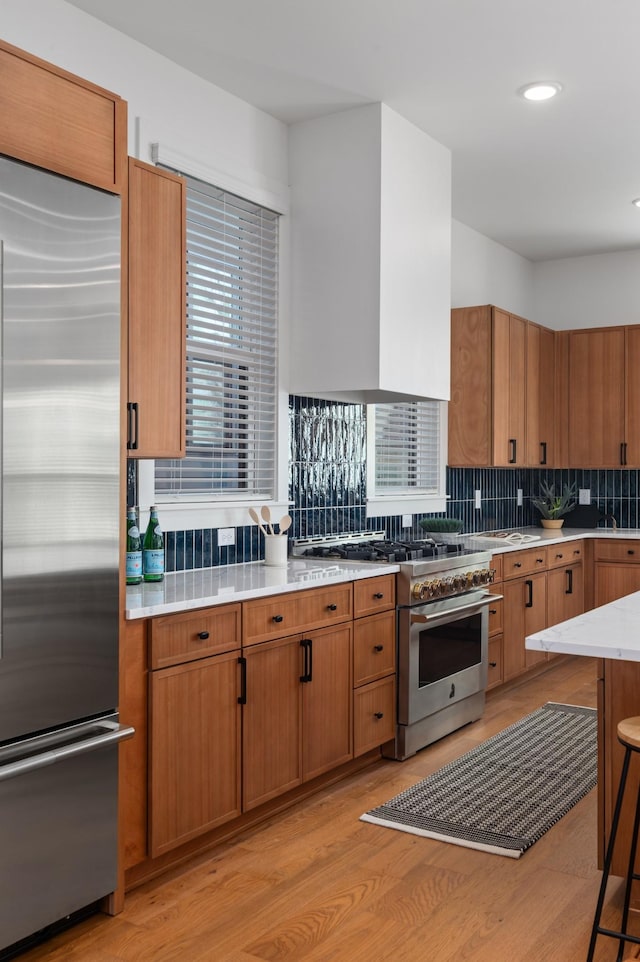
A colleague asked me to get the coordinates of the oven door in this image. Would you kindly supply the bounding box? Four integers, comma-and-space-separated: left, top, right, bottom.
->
397, 590, 500, 726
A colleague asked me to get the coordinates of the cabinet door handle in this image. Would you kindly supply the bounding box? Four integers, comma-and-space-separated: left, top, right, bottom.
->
566, 568, 573, 595
509, 438, 517, 464
540, 441, 547, 465
126, 401, 139, 450
621, 442, 628, 466
374, 644, 384, 652
300, 639, 313, 683
489, 661, 498, 668
237, 657, 247, 705
272, 614, 284, 623
374, 712, 384, 720
327, 603, 337, 611
489, 608, 497, 615
374, 592, 384, 600
525, 579, 533, 608
197, 631, 210, 640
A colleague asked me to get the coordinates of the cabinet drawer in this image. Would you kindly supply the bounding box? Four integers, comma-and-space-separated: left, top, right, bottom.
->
487, 595, 503, 636
487, 635, 503, 690
353, 610, 396, 686
150, 604, 242, 669
354, 676, 396, 757
502, 547, 548, 579
490, 554, 503, 583
353, 574, 396, 617
243, 584, 352, 645
593, 540, 640, 564
547, 540, 584, 569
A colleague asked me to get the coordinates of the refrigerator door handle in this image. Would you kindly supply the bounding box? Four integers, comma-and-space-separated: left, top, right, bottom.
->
0, 722, 135, 783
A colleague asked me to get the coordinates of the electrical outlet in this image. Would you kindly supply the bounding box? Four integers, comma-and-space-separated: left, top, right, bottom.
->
517, 488, 523, 507
218, 527, 235, 546
402, 514, 412, 528
579, 488, 591, 505
474, 489, 482, 510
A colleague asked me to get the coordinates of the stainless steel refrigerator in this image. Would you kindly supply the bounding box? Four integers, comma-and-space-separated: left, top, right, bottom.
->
0, 154, 132, 953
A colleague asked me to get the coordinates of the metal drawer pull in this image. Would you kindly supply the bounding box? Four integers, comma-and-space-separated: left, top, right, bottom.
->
374, 592, 384, 599
628, 550, 635, 556
374, 712, 384, 720
197, 631, 210, 640
489, 608, 497, 615
525, 579, 534, 608
327, 603, 337, 611
374, 644, 384, 652
489, 661, 498, 668
514, 562, 522, 568
536, 557, 544, 564
272, 614, 284, 623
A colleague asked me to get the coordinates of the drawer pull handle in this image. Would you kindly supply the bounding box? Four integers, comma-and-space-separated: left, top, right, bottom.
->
197, 631, 210, 640
555, 553, 563, 559
536, 557, 544, 564
514, 562, 522, 569
327, 603, 337, 611
374, 592, 384, 599
489, 608, 497, 615
374, 712, 384, 720
628, 550, 635, 556
489, 661, 498, 668
374, 644, 384, 652
272, 614, 284, 623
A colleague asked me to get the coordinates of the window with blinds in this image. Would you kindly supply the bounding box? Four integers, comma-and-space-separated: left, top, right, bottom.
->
155, 172, 279, 502
373, 401, 441, 494
366, 400, 447, 515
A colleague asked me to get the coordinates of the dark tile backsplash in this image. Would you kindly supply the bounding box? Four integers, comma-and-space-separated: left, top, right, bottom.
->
131, 395, 634, 572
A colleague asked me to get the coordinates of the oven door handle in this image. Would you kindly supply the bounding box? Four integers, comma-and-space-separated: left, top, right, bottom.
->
409, 592, 503, 625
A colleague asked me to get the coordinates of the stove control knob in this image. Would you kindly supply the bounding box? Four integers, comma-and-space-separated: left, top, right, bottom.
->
429, 580, 441, 597
412, 582, 427, 601
442, 577, 454, 595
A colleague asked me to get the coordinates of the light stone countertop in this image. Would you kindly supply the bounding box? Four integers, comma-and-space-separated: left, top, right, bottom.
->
125, 527, 640, 621
526, 590, 640, 661
125, 558, 399, 619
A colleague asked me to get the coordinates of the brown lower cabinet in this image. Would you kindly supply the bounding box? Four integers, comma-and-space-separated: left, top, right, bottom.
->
149, 649, 242, 857
503, 571, 548, 680
242, 623, 353, 812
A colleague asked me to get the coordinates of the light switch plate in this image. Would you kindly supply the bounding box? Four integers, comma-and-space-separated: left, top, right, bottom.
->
218, 527, 235, 546
402, 514, 412, 528
579, 489, 591, 505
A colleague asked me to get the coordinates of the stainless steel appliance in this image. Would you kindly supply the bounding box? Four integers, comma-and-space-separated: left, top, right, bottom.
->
0, 155, 132, 955
294, 533, 498, 761
393, 549, 498, 760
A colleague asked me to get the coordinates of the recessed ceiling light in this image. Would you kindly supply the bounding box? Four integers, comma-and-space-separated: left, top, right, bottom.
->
519, 82, 563, 102
632, 198, 640, 208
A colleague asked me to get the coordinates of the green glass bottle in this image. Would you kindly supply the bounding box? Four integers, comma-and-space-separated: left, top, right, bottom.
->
125, 507, 142, 585
143, 505, 165, 582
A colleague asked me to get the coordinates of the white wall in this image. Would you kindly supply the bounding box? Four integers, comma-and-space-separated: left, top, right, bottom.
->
451, 220, 535, 318
533, 250, 640, 330
1, 0, 288, 204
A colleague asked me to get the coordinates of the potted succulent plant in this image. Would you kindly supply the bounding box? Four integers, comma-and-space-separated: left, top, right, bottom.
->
532, 481, 577, 529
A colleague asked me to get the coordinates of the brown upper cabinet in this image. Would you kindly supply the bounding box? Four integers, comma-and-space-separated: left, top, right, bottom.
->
449, 305, 555, 467
568, 326, 640, 468
127, 159, 186, 458
0, 39, 126, 193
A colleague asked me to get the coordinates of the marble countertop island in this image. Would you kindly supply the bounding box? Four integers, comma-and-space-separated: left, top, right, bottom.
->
526, 590, 640, 661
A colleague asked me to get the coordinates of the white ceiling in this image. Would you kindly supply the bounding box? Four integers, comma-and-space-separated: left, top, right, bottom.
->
67, 0, 640, 262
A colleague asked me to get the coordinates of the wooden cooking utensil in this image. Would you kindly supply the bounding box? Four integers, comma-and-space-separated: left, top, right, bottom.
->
248, 506, 269, 536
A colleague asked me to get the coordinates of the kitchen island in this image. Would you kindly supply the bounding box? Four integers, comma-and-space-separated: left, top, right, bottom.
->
526, 589, 640, 878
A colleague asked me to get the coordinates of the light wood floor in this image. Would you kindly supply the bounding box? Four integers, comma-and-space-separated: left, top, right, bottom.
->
17, 657, 640, 962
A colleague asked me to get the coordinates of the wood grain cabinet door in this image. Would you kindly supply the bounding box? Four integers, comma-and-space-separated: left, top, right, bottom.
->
568, 328, 625, 467
492, 309, 526, 466
302, 624, 353, 781
149, 649, 242, 857
242, 636, 303, 811
127, 158, 186, 458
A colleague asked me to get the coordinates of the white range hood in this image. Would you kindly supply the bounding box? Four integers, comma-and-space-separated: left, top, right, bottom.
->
288, 102, 452, 405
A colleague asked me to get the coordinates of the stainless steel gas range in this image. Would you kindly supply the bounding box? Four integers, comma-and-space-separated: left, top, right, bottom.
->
293, 533, 499, 760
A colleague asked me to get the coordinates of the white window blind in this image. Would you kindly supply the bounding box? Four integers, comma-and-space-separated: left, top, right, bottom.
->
373, 401, 441, 494
155, 172, 279, 501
